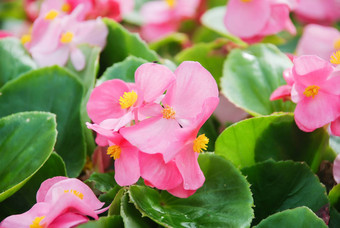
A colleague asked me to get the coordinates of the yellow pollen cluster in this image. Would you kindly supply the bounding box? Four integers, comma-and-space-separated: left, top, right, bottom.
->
44, 10, 59, 20
107, 145, 122, 160
165, 0, 176, 8
303, 85, 320, 98
62, 3, 71, 12
330, 51, 340, 65
60, 32, 74, 44
162, 105, 176, 119
119, 91, 138, 109
30, 216, 45, 228
64, 189, 84, 199
193, 134, 209, 153
21, 34, 31, 44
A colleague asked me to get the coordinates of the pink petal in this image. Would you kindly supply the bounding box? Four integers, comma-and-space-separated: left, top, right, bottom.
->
139, 153, 182, 190
283, 68, 294, 85
70, 48, 86, 71
92, 146, 112, 173
120, 117, 183, 163
333, 154, 340, 184
331, 117, 340, 137
48, 212, 88, 228
141, 22, 179, 42
115, 0, 134, 14
31, 45, 69, 68
36, 176, 68, 203
270, 85, 292, 101
140, 1, 173, 24
74, 18, 108, 49
135, 63, 175, 103
175, 0, 200, 18
322, 70, 340, 95
86, 79, 130, 124
224, 0, 270, 38
167, 183, 196, 198
114, 144, 140, 186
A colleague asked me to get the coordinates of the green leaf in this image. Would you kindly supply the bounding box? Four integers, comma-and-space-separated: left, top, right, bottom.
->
329, 207, 340, 228
100, 18, 159, 74
0, 152, 66, 220
97, 56, 147, 85
215, 113, 329, 172
175, 40, 227, 86
85, 172, 117, 193
0, 66, 86, 177
120, 193, 157, 228
201, 6, 246, 46
77, 216, 124, 228
329, 184, 340, 211
129, 153, 253, 228
221, 43, 295, 116
0, 38, 36, 87
149, 33, 189, 58
242, 160, 328, 225
0, 112, 57, 202
254, 207, 327, 228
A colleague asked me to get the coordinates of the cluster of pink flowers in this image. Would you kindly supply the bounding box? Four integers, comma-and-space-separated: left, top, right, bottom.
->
21, 0, 110, 71
0, 177, 108, 228
86, 61, 219, 198
270, 55, 340, 135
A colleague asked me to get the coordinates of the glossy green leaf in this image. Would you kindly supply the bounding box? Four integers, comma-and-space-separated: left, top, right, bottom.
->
201, 6, 246, 46
175, 40, 227, 86
0, 152, 66, 220
149, 33, 189, 57
0, 38, 36, 87
97, 56, 147, 85
254, 207, 327, 228
77, 216, 124, 228
221, 43, 295, 116
85, 172, 117, 193
0, 66, 86, 177
329, 184, 340, 211
99, 18, 159, 74
329, 207, 340, 228
0, 112, 57, 202
242, 160, 328, 225
215, 113, 329, 172
120, 193, 157, 228
129, 153, 253, 228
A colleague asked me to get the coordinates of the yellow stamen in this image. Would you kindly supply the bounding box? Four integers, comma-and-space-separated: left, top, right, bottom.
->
60, 32, 74, 44
62, 3, 71, 12
64, 189, 84, 199
107, 145, 121, 160
165, 0, 176, 8
330, 51, 340, 65
193, 134, 209, 153
44, 10, 59, 20
162, 105, 176, 119
21, 34, 31, 44
303, 85, 320, 98
30, 216, 45, 228
119, 91, 138, 109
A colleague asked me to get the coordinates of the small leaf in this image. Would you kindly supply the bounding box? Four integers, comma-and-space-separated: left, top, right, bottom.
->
85, 172, 117, 193
221, 43, 295, 116
77, 216, 124, 228
129, 153, 253, 228
0, 112, 57, 202
254, 207, 327, 228
242, 160, 329, 225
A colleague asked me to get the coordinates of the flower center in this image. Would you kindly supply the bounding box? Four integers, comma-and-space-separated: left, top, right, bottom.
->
60, 31, 74, 44
30, 216, 45, 228
162, 105, 176, 119
21, 34, 31, 44
334, 38, 340, 50
64, 189, 84, 199
193, 134, 209, 153
107, 145, 121, 160
44, 10, 59, 20
330, 51, 340, 65
165, 0, 176, 8
303, 85, 320, 98
119, 91, 138, 109
62, 3, 71, 12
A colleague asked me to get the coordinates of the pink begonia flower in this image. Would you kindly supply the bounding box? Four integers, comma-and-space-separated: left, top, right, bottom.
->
92, 146, 112, 173
0, 177, 108, 228
120, 61, 219, 163
140, 0, 200, 42
87, 63, 175, 130
333, 154, 340, 184
296, 24, 340, 62
24, 6, 108, 71
289, 55, 340, 132
270, 68, 294, 101
294, 0, 340, 25
224, 0, 297, 43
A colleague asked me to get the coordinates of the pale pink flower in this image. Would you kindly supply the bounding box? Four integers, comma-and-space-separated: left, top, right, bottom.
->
296, 24, 340, 61
120, 61, 219, 163
140, 0, 200, 42
333, 154, 340, 184
294, 0, 340, 25
224, 0, 297, 43
87, 63, 175, 130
